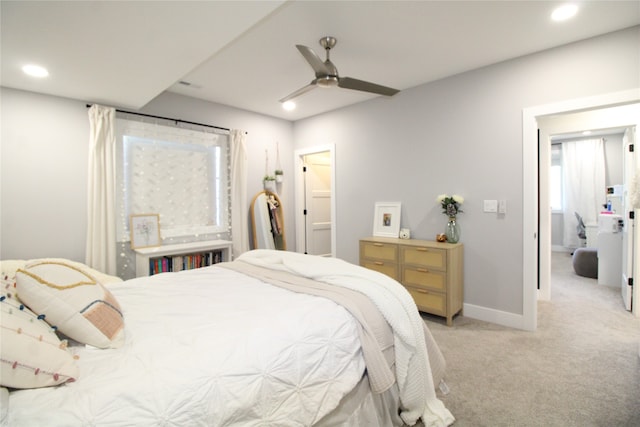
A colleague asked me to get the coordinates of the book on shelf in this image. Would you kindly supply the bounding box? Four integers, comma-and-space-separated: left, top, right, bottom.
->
147, 250, 224, 276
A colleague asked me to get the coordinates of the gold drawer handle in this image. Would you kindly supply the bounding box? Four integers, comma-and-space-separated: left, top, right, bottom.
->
416, 247, 428, 252
417, 268, 429, 273
373, 243, 383, 247
414, 289, 429, 294
374, 261, 384, 266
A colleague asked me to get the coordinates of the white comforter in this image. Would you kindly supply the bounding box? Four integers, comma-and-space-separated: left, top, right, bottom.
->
236, 250, 454, 427
6, 263, 368, 426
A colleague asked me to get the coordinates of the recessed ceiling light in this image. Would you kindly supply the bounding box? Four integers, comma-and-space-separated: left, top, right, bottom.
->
282, 101, 296, 111
551, 4, 578, 22
22, 64, 49, 78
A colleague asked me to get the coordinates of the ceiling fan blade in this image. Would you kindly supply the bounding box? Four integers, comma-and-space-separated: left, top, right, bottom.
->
338, 77, 400, 96
296, 45, 330, 76
279, 81, 317, 103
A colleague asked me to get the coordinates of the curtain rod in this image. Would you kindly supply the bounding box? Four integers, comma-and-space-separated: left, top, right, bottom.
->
85, 104, 243, 134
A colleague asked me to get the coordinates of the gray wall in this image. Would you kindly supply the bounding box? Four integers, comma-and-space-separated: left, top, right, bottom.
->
291, 26, 640, 316
0, 89, 294, 262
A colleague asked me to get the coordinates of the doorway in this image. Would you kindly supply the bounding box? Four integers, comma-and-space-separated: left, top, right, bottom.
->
523, 91, 640, 331
294, 145, 336, 257
538, 108, 638, 303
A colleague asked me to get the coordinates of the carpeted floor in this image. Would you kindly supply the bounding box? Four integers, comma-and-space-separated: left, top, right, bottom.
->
423, 251, 640, 427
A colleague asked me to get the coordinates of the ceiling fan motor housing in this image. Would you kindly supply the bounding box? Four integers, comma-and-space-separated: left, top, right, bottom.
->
316, 75, 339, 87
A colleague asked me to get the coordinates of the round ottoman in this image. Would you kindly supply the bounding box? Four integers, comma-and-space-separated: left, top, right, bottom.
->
572, 247, 598, 279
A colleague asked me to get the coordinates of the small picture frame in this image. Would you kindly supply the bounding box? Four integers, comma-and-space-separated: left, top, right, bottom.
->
130, 214, 161, 249
373, 202, 402, 238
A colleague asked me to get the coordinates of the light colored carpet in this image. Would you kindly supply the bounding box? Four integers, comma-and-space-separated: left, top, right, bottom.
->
424, 251, 640, 427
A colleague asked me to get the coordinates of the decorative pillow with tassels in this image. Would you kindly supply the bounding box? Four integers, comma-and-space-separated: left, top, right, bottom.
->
0, 292, 79, 388
16, 260, 125, 349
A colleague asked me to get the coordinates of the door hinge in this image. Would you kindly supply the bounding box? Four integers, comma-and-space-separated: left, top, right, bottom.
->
629, 143, 634, 153
629, 278, 633, 288
303, 166, 307, 172
630, 211, 635, 220
303, 209, 307, 215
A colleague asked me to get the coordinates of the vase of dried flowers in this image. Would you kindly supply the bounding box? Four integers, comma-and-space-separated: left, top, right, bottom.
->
437, 194, 464, 243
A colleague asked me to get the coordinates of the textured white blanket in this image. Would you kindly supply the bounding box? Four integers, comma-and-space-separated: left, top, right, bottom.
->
236, 250, 455, 427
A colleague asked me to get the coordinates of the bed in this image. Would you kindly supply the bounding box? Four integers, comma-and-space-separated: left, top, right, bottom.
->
1, 250, 454, 426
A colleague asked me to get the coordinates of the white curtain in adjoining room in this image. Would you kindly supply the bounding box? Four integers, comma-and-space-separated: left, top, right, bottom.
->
230, 129, 249, 257
86, 105, 117, 275
562, 138, 606, 249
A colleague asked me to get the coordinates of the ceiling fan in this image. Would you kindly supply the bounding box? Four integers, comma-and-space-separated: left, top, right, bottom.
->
279, 36, 400, 103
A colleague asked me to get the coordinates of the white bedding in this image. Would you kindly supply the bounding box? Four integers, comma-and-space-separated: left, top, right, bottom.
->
4, 251, 454, 427
6, 265, 370, 426
236, 250, 454, 427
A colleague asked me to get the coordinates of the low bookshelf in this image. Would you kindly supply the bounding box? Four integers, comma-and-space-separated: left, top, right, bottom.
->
134, 240, 233, 277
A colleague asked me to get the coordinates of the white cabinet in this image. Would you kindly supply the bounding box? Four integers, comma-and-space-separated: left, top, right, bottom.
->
134, 240, 232, 277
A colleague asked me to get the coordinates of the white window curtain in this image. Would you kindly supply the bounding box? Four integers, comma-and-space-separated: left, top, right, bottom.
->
561, 138, 606, 249
230, 129, 249, 257
86, 105, 117, 275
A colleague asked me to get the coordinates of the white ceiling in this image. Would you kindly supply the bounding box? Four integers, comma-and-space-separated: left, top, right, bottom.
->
2, 1, 639, 122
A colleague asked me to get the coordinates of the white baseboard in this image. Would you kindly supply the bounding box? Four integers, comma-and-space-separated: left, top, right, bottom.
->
463, 303, 530, 331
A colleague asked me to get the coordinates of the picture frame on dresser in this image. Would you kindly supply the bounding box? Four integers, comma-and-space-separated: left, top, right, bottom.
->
130, 213, 161, 249
373, 202, 402, 237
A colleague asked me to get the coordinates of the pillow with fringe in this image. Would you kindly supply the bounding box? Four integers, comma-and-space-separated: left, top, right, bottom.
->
16, 260, 124, 349
0, 292, 79, 389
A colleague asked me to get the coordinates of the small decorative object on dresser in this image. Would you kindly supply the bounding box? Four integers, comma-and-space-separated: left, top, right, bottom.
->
399, 228, 411, 239
359, 236, 463, 326
436, 194, 464, 243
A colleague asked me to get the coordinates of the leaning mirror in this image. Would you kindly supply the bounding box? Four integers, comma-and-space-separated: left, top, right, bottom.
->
250, 191, 286, 250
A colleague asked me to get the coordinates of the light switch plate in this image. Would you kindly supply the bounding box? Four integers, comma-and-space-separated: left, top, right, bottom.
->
498, 200, 507, 214
484, 200, 498, 213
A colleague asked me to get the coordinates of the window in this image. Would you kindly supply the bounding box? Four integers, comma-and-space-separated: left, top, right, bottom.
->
115, 116, 230, 244
550, 144, 562, 211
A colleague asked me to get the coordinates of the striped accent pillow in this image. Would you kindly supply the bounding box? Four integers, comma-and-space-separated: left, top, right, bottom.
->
0, 292, 78, 388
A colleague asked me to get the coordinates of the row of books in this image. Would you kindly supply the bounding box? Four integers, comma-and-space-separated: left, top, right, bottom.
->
148, 250, 224, 275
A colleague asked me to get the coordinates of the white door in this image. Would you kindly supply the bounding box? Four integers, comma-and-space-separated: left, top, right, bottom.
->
622, 127, 636, 311
303, 152, 332, 256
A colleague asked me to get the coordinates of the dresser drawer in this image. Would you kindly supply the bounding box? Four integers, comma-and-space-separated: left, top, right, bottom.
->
360, 237, 463, 326
361, 259, 399, 281
405, 286, 446, 316
360, 241, 398, 262
402, 267, 446, 292
401, 246, 446, 270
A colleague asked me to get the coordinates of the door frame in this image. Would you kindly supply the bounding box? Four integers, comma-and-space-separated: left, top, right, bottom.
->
294, 144, 336, 256
523, 88, 640, 331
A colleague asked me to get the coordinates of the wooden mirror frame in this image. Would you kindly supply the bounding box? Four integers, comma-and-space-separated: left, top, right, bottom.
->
250, 191, 286, 250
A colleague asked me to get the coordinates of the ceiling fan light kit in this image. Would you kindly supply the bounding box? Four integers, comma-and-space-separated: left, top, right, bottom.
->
280, 36, 400, 103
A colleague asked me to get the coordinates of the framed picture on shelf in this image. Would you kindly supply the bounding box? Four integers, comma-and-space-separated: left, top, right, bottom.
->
130, 214, 161, 249
372, 202, 402, 238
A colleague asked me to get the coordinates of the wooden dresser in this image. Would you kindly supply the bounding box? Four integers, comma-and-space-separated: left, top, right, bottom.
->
359, 237, 463, 325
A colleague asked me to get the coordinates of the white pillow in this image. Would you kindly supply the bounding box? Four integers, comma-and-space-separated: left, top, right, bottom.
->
0, 292, 79, 389
16, 260, 125, 349
1, 258, 122, 304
